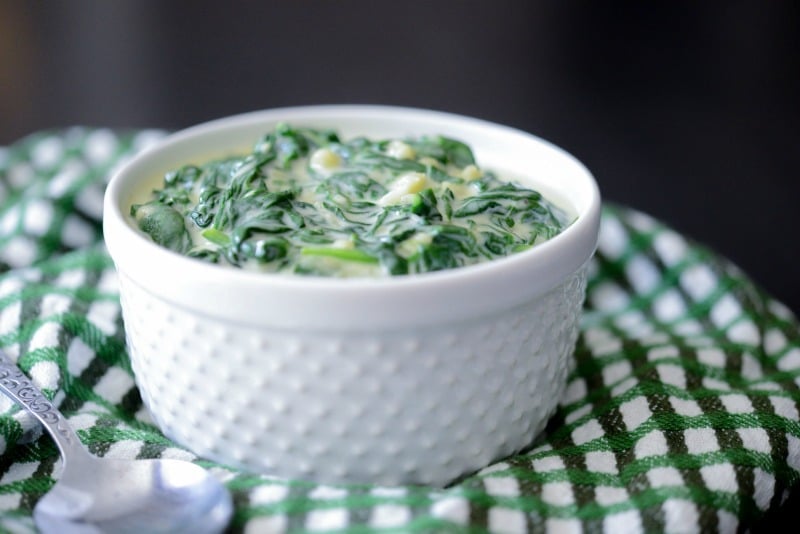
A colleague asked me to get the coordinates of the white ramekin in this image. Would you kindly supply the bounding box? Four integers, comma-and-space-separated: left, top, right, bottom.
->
103, 105, 601, 487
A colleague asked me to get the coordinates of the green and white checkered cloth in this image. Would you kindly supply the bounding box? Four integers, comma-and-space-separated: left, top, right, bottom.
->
0, 128, 798, 533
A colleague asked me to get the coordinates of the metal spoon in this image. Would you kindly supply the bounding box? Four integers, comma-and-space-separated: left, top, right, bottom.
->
0, 355, 233, 534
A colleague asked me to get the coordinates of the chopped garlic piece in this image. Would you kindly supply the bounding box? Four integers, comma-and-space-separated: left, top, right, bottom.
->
309, 148, 342, 174
378, 172, 428, 206
386, 140, 416, 160
332, 237, 355, 249
461, 164, 482, 180
397, 232, 434, 258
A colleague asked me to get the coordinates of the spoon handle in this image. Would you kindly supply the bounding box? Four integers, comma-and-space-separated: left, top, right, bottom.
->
0, 354, 88, 460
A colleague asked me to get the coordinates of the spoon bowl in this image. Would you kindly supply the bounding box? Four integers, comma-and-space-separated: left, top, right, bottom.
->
0, 354, 233, 534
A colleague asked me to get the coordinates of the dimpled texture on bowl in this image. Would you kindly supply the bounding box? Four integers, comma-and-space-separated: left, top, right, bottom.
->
119, 266, 587, 487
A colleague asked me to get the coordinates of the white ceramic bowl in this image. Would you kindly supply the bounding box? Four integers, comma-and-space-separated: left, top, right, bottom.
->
103, 105, 601, 487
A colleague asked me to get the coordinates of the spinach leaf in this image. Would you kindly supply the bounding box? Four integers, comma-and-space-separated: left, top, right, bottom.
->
131, 202, 190, 253
407, 135, 475, 167
316, 172, 387, 202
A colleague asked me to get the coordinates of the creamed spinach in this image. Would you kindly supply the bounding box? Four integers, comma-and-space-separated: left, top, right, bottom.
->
131, 124, 571, 277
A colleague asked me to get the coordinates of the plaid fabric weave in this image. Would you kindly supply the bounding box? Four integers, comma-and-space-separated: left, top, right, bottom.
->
0, 129, 797, 533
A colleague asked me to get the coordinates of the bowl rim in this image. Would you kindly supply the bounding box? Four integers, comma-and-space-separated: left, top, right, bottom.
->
103, 104, 601, 329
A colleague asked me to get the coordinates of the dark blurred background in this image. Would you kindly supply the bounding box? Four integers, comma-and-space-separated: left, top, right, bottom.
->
1, 1, 798, 313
